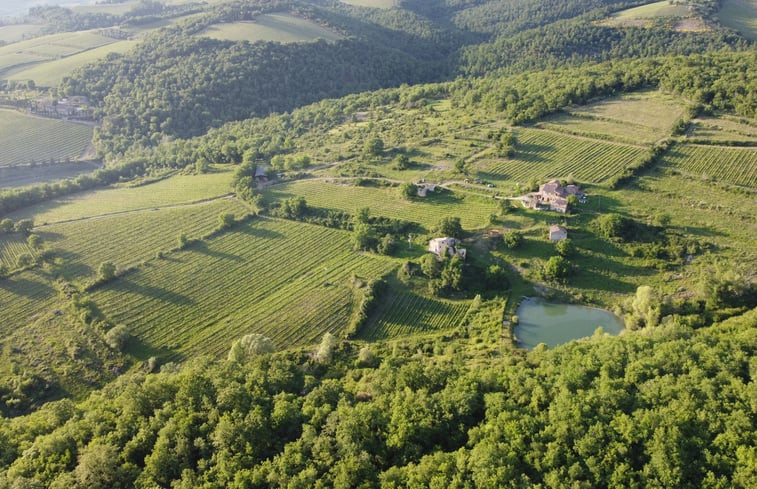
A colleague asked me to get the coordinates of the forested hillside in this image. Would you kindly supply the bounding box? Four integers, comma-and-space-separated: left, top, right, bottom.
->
0, 309, 753, 488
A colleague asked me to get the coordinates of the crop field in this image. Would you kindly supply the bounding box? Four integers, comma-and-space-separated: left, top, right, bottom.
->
264, 180, 498, 230
38, 198, 248, 282
0, 24, 43, 44
688, 116, 757, 144
535, 113, 663, 145
7, 40, 138, 87
0, 110, 93, 168
358, 287, 470, 340
0, 269, 58, 338
567, 91, 686, 131
480, 128, 647, 184
9, 169, 235, 224
661, 144, 757, 186
198, 14, 344, 43
0, 235, 33, 268
0, 161, 100, 191
718, 0, 757, 40
599, 0, 692, 27
0, 31, 115, 73
90, 218, 396, 359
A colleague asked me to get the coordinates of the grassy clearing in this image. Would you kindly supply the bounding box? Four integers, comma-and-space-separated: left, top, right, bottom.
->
0, 31, 115, 72
359, 282, 470, 340
478, 128, 647, 185
718, 0, 757, 40
264, 180, 498, 231
662, 143, 757, 187
689, 116, 757, 144
0, 24, 43, 44
568, 91, 687, 131
198, 14, 344, 43
90, 218, 396, 360
535, 113, 664, 145
9, 168, 235, 224
339, 0, 396, 8
0, 161, 100, 191
38, 198, 249, 283
7, 40, 138, 87
0, 110, 93, 168
613, 1, 691, 18
0, 235, 33, 268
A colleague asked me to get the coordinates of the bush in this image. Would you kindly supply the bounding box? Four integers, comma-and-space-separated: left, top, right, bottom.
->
228, 334, 275, 363
398, 182, 416, 200
544, 255, 570, 282
435, 216, 463, 239
503, 231, 523, 249
97, 261, 117, 282
105, 324, 130, 350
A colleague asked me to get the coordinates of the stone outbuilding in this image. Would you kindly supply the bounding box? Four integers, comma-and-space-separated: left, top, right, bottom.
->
429, 237, 467, 259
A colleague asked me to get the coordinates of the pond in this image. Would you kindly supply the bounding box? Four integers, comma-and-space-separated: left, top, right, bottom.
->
514, 297, 624, 349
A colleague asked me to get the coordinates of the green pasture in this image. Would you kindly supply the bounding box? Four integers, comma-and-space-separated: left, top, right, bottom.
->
7, 40, 138, 87
689, 116, 757, 144
613, 1, 691, 19
0, 24, 43, 44
90, 218, 396, 359
9, 168, 235, 224
38, 198, 248, 283
339, 0, 396, 8
568, 90, 687, 131
264, 179, 498, 231
0, 110, 93, 168
197, 14, 344, 43
536, 113, 664, 145
0, 161, 100, 190
718, 0, 757, 40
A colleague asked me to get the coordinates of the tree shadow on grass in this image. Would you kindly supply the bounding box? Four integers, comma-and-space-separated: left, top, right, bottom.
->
188, 240, 244, 262
0, 275, 55, 298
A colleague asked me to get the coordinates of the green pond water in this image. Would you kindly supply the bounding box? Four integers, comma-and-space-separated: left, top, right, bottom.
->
514, 298, 624, 349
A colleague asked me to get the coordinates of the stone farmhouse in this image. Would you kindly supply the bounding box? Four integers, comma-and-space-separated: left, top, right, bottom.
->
523, 179, 582, 213
428, 237, 467, 259
548, 225, 568, 242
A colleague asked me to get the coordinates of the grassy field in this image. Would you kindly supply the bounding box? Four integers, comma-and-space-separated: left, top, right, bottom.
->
0, 110, 93, 168
568, 91, 687, 131
38, 198, 249, 282
339, 0, 396, 8
0, 161, 100, 190
478, 128, 647, 185
613, 1, 691, 18
718, 0, 757, 40
0, 31, 115, 73
535, 113, 664, 145
0, 24, 43, 44
198, 14, 344, 43
689, 116, 757, 144
661, 143, 757, 187
359, 284, 471, 340
0, 235, 33, 268
264, 180, 498, 231
90, 218, 396, 359
9, 169, 235, 224
6, 40, 138, 87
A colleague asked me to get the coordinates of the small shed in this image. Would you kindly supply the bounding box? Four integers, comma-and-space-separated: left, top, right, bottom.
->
548, 225, 568, 242
255, 165, 268, 185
